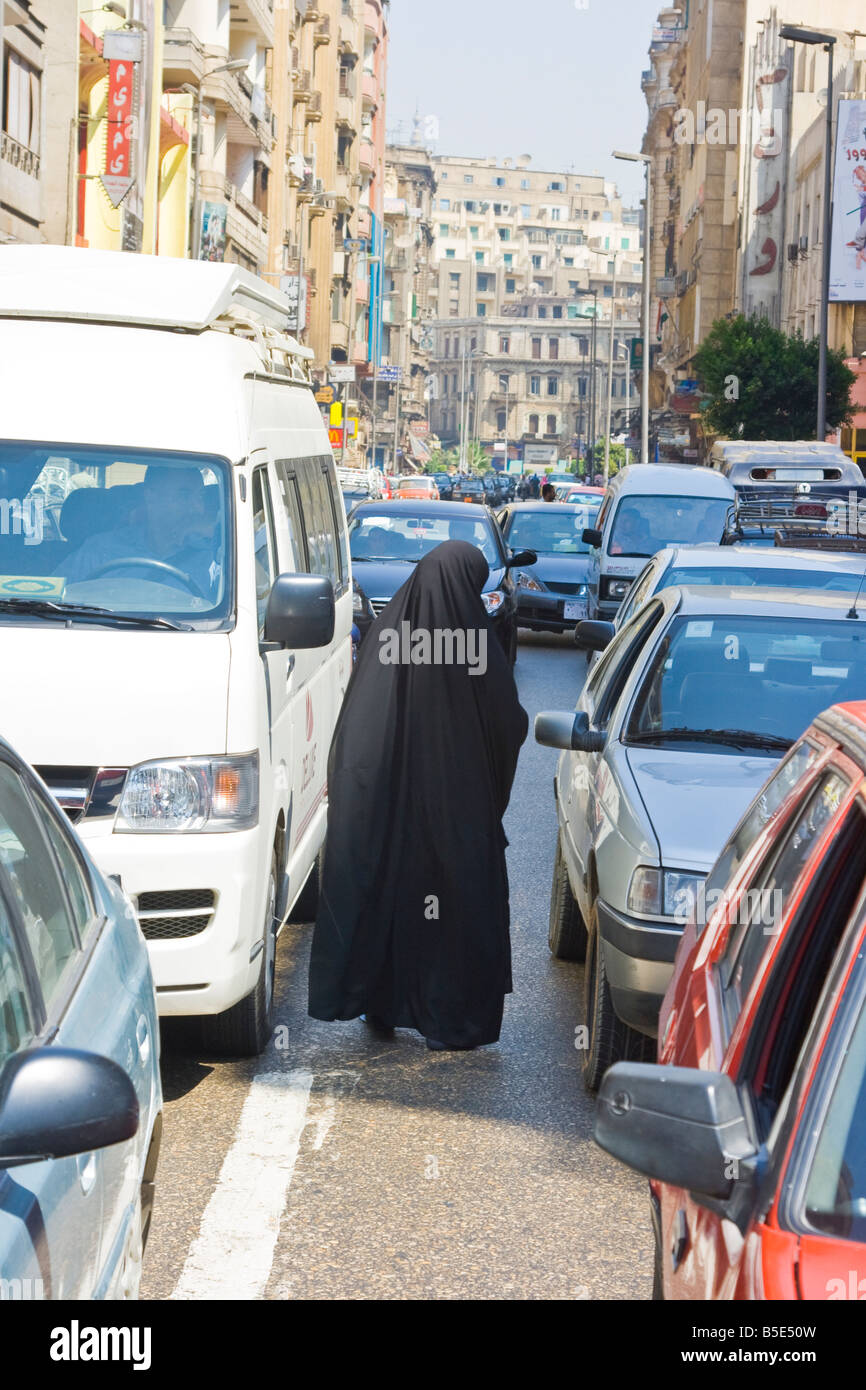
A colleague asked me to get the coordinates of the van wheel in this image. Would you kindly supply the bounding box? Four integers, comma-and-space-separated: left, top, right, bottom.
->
200, 854, 278, 1057
548, 835, 587, 961
582, 899, 649, 1091
289, 845, 324, 923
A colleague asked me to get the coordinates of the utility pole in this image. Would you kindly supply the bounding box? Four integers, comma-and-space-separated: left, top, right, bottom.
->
589, 294, 598, 465
604, 257, 618, 485
393, 380, 401, 471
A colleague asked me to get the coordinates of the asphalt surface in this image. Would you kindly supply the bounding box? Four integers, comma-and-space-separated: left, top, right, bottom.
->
141, 631, 653, 1301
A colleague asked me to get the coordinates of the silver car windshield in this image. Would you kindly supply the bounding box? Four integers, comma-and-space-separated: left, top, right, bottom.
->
626, 614, 866, 749
0, 442, 232, 628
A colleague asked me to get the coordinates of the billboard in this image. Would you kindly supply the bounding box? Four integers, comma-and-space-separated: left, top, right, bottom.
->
200, 202, 227, 262
829, 99, 866, 303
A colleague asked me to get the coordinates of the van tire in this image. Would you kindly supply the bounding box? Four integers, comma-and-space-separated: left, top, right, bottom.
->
200, 854, 278, 1057
289, 845, 324, 923
582, 899, 652, 1091
548, 835, 587, 961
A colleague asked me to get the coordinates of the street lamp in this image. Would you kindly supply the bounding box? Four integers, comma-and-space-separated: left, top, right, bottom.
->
603, 254, 620, 486
188, 58, 249, 260
614, 151, 652, 462
779, 25, 837, 440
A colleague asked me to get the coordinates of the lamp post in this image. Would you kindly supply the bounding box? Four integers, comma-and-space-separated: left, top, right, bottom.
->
187, 57, 248, 260
614, 151, 652, 462
779, 25, 837, 440
603, 255, 619, 485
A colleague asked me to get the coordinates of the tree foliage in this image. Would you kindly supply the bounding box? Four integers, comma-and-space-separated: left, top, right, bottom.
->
693, 314, 855, 440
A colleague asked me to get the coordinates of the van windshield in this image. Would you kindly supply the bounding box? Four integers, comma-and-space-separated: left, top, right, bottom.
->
608, 494, 729, 558
0, 442, 232, 629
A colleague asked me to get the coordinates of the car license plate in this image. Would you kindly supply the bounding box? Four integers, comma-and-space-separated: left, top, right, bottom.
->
563, 599, 586, 620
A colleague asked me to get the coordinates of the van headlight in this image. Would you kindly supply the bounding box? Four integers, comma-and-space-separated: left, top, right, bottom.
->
627, 866, 705, 921
352, 579, 367, 615
116, 753, 259, 832
608, 579, 631, 601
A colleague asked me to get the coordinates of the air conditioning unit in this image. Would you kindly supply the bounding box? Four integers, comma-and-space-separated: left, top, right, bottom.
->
315, 178, 325, 195
799, 235, 809, 258
787, 243, 799, 263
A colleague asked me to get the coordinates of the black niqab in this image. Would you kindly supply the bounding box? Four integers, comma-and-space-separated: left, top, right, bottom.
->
308, 540, 528, 1046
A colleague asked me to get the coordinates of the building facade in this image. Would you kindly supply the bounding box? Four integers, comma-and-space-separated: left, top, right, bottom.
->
426, 154, 642, 468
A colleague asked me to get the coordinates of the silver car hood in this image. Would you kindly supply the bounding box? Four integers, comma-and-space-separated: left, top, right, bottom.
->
624, 746, 778, 871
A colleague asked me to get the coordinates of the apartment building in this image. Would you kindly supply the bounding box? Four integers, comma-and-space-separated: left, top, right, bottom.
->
427, 154, 642, 466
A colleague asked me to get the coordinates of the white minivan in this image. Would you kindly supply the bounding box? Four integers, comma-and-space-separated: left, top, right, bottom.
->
0, 246, 352, 1054
582, 464, 736, 620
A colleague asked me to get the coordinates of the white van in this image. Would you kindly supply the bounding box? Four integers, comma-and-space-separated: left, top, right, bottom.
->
583, 464, 736, 620
0, 246, 352, 1054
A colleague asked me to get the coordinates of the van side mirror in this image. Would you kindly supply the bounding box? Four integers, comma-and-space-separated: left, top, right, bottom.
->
0, 1048, 139, 1168
264, 573, 335, 649
594, 1062, 761, 1209
574, 619, 615, 652
582, 527, 603, 548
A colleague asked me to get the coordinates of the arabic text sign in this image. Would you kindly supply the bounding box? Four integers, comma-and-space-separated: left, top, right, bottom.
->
107, 59, 133, 180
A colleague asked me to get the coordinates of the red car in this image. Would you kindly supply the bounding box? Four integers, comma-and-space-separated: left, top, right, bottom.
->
595, 699, 866, 1300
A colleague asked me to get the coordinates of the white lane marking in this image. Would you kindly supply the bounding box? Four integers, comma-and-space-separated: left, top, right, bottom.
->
172, 1069, 313, 1302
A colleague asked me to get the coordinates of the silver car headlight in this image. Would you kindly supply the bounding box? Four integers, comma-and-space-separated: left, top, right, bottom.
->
482, 589, 506, 614
116, 753, 259, 833
627, 866, 705, 921
609, 579, 631, 600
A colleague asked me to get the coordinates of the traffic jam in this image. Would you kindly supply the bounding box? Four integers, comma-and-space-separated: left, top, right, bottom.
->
0, 248, 865, 1349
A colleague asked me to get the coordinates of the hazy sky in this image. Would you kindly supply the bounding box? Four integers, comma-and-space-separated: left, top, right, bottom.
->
386, 0, 659, 207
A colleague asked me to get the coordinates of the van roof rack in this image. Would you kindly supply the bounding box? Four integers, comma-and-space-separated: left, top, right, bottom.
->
0, 245, 313, 370
720, 488, 858, 547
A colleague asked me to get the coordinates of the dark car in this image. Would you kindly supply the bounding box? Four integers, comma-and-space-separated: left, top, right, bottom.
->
434, 474, 454, 501
483, 471, 507, 507
497, 500, 600, 632
349, 500, 536, 664
452, 476, 486, 504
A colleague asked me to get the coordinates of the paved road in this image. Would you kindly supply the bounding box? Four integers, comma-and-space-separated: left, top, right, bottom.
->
141, 632, 653, 1301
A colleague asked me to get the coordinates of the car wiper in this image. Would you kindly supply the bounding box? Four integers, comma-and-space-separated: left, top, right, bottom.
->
627, 726, 793, 751
0, 599, 190, 631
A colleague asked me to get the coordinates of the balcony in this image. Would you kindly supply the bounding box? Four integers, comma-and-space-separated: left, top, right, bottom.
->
162, 27, 205, 86
1, 132, 41, 226
224, 178, 269, 234
351, 341, 369, 365
359, 141, 375, 173
331, 321, 350, 350
306, 92, 323, 122
231, 0, 275, 48
355, 278, 370, 305
334, 166, 353, 207
336, 92, 357, 130
339, 12, 361, 57
361, 72, 379, 109
365, 0, 382, 41
314, 16, 331, 46
293, 70, 312, 103
357, 206, 372, 237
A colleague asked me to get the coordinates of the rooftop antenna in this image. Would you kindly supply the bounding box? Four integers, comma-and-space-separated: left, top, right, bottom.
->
846, 567, 866, 620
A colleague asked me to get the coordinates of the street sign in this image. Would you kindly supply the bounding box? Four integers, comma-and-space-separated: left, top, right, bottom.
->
330, 403, 343, 428
280, 273, 308, 333
343, 238, 368, 254
100, 55, 136, 208
630, 337, 644, 370
101, 29, 143, 61
315, 387, 335, 405
377, 365, 403, 383
328, 428, 344, 448
329, 364, 356, 383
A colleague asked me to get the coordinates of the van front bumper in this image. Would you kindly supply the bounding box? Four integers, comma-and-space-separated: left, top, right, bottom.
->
78, 824, 268, 1017
597, 898, 682, 1039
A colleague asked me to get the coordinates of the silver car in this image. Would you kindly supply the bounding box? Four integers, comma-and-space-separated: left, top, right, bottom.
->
536, 585, 866, 1091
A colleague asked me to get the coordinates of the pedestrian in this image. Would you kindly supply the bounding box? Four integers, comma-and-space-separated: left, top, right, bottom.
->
541, 483, 556, 503
308, 540, 528, 1051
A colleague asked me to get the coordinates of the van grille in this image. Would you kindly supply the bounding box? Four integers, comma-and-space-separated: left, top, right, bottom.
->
136, 889, 216, 941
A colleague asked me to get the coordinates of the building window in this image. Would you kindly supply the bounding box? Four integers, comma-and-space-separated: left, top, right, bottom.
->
537, 306, 547, 318
500, 335, 510, 353
530, 375, 541, 395
444, 338, 450, 357
495, 176, 506, 187
622, 237, 630, 250
470, 224, 479, 239
446, 248, 456, 259
477, 273, 491, 290
548, 181, 564, 192
547, 376, 559, 396
521, 204, 531, 218
477, 303, 486, 316
564, 257, 574, 267
464, 174, 474, 183
528, 413, 539, 433
443, 375, 449, 395
521, 178, 530, 190
449, 271, 460, 285
506, 278, 516, 293
548, 338, 559, 360
552, 305, 563, 319
475, 251, 484, 264
603, 284, 612, 297
550, 207, 562, 221
531, 254, 543, 269
497, 411, 506, 430
464, 200, 476, 212
504, 252, 514, 266
578, 378, 587, 397
547, 414, 558, 434
453, 373, 458, 392
498, 227, 510, 241
439, 224, 450, 235
3, 48, 41, 153
440, 199, 450, 210
531, 337, 542, 360
471, 337, 477, 350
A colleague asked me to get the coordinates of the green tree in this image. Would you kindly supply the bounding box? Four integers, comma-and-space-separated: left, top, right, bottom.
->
590, 439, 628, 474
693, 313, 855, 440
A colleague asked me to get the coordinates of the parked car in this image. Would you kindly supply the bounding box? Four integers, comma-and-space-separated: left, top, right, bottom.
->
615, 543, 866, 631
535, 584, 866, 1090
582, 465, 736, 621
595, 699, 866, 1299
0, 245, 352, 1057
394, 475, 440, 501
349, 500, 536, 664
709, 439, 866, 502
497, 500, 601, 632
0, 734, 162, 1299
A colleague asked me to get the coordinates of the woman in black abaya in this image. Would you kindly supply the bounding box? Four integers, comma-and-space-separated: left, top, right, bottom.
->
308, 540, 528, 1050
